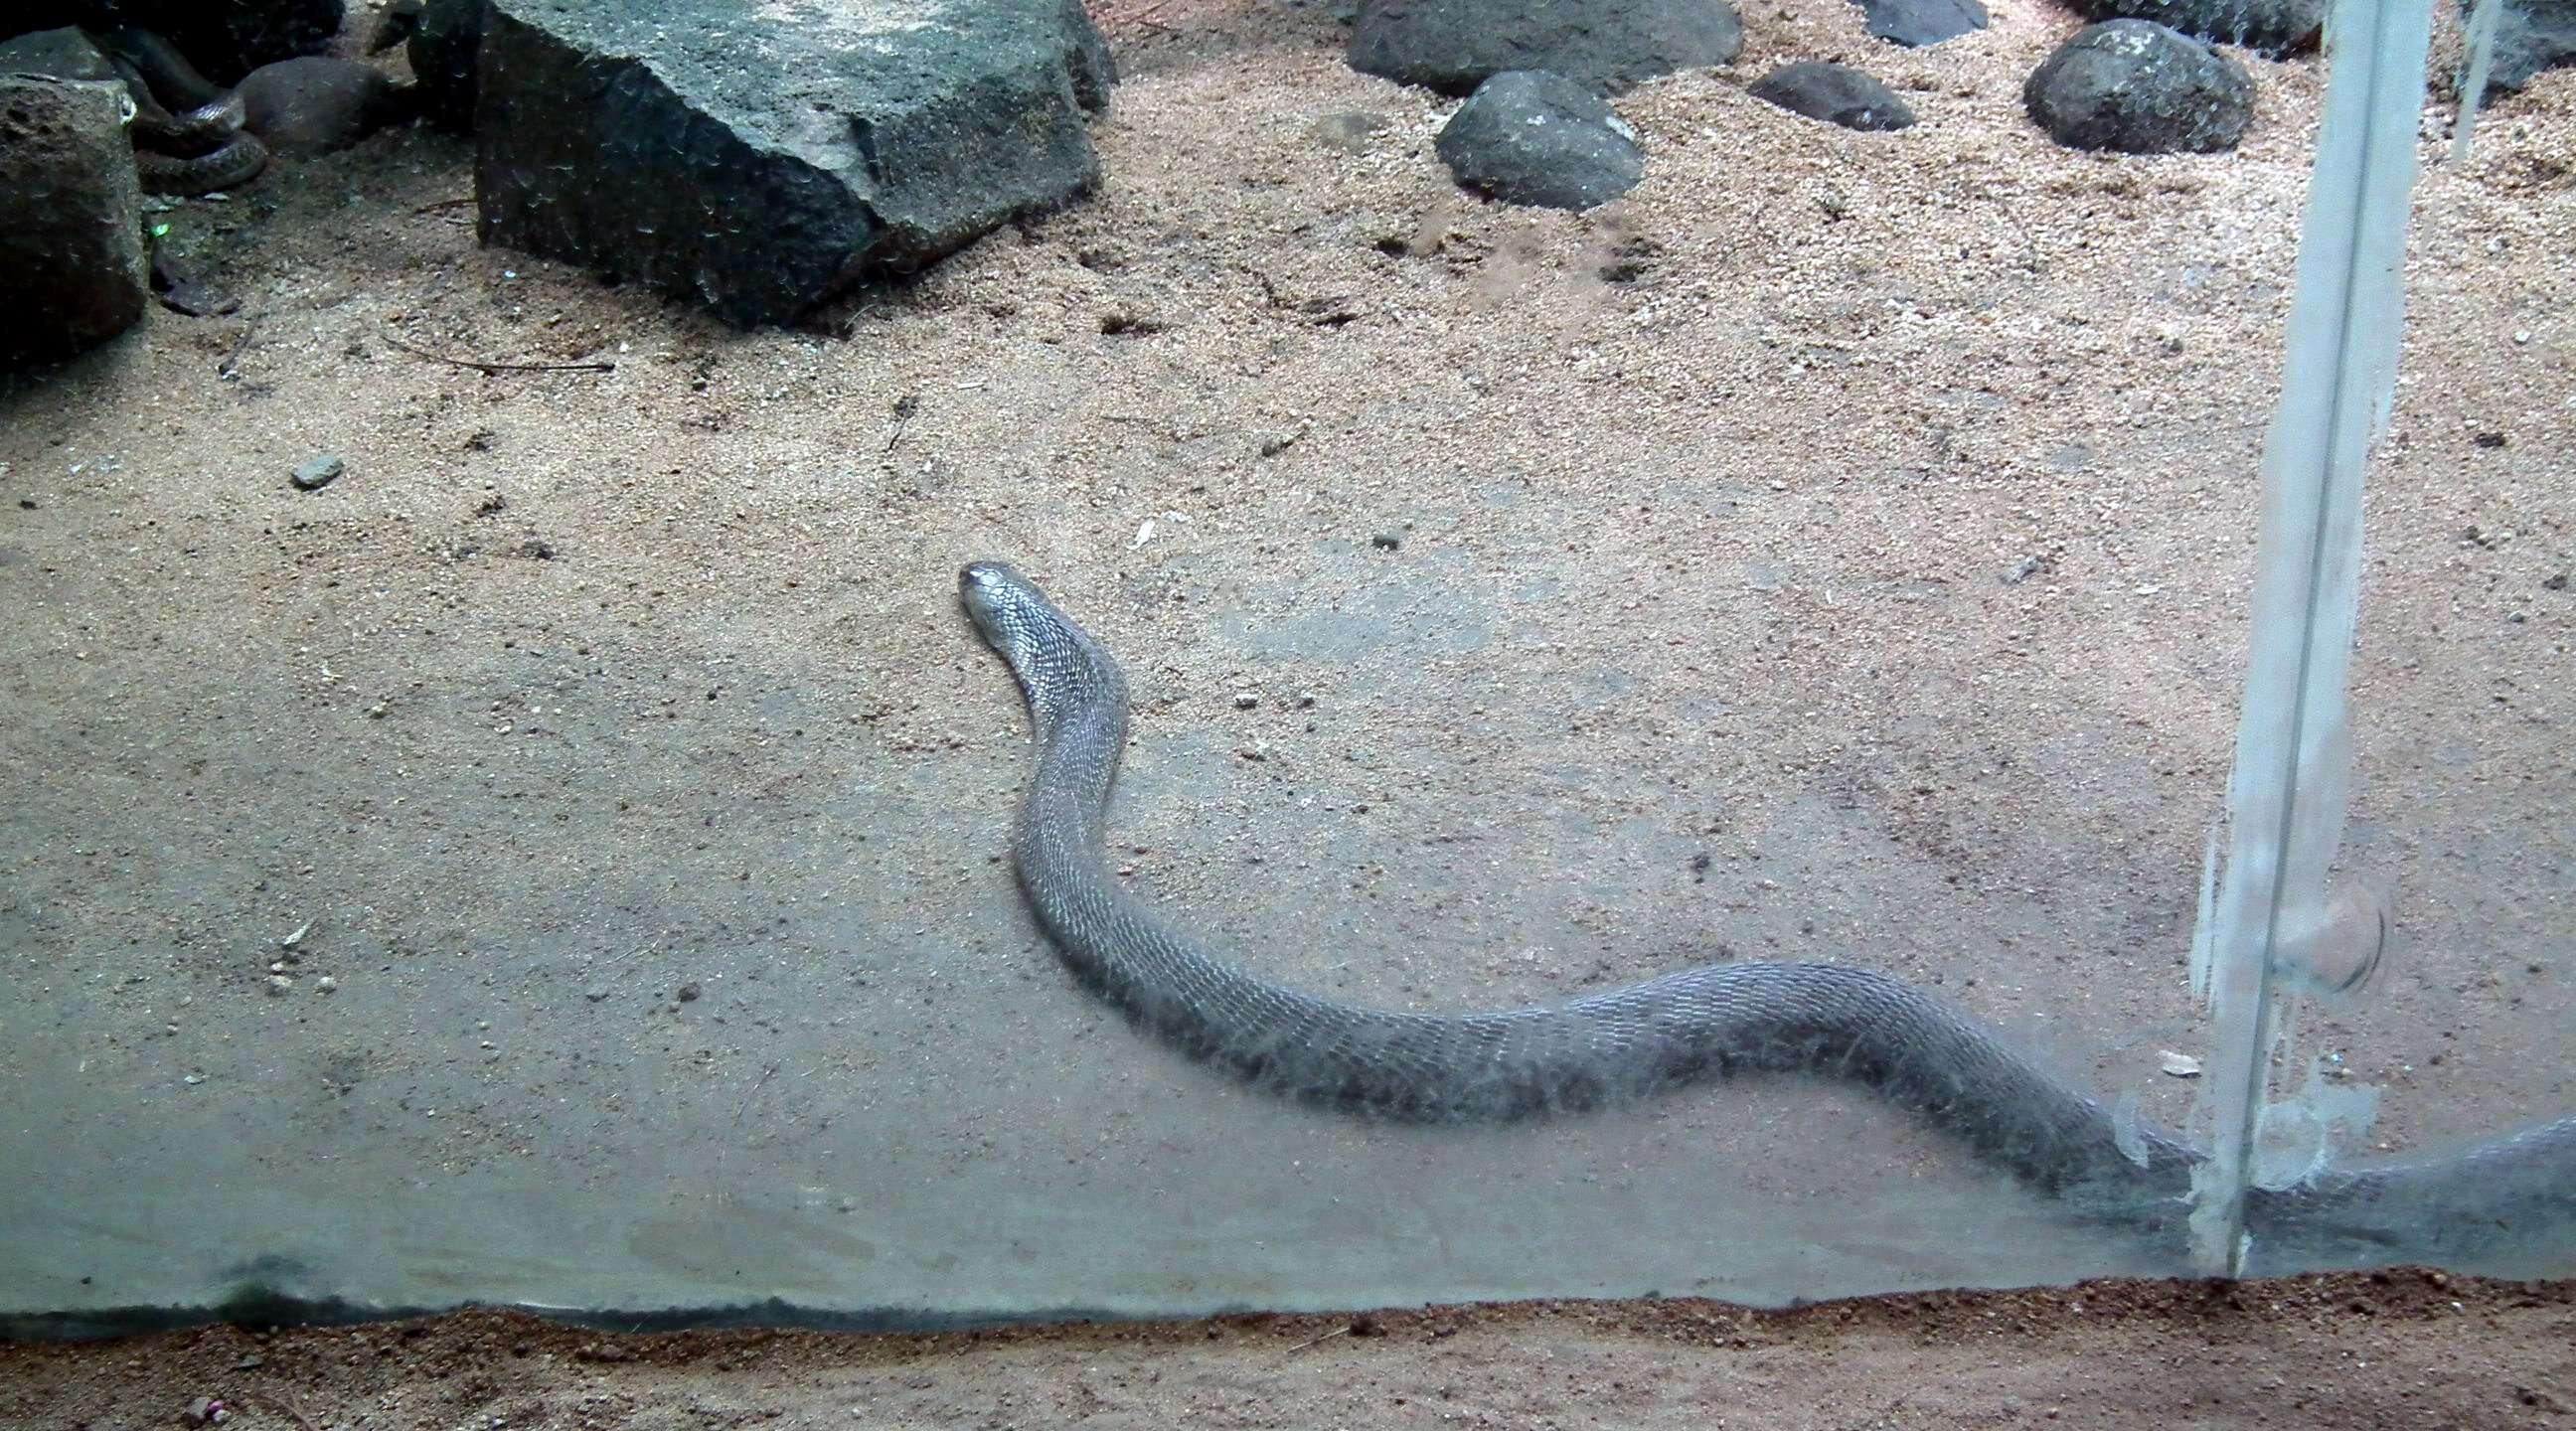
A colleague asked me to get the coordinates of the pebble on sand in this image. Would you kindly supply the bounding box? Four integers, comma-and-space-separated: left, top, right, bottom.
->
291, 454, 347, 491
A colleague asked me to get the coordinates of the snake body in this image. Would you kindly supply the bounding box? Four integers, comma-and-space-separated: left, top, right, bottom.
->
97, 28, 268, 195
960, 560, 2576, 1267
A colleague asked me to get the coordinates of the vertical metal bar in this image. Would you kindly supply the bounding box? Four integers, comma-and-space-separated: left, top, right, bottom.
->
2190, 0, 2435, 1275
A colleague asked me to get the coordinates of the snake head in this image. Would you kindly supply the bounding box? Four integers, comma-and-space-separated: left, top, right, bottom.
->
959, 561, 1123, 729
959, 561, 1031, 638
960, 561, 1063, 680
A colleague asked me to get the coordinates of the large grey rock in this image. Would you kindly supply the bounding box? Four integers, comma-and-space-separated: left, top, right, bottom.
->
1350, 0, 1742, 97
2477, 0, 2576, 91
1434, 70, 1643, 212
2062, 0, 2321, 54
0, 25, 119, 83
473, 0, 1116, 328
2023, 20, 2254, 154
0, 73, 149, 367
407, 0, 485, 132
1853, 0, 1990, 46
1750, 62, 1916, 129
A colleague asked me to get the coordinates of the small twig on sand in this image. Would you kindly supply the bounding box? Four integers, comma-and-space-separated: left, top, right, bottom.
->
258, 1392, 324, 1431
1284, 1325, 1352, 1354
733, 1062, 781, 1125
380, 331, 615, 376
883, 393, 919, 453
411, 196, 475, 214
217, 316, 259, 381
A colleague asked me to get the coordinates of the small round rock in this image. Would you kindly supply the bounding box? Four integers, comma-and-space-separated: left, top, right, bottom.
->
1435, 70, 1645, 212
2023, 20, 2254, 154
291, 454, 346, 491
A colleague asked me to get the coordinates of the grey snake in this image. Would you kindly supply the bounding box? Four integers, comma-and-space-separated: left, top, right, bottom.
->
961, 560, 2575, 1269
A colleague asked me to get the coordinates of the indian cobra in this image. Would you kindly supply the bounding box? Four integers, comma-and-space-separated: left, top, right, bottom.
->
96, 27, 268, 196
960, 560, 2576, 1266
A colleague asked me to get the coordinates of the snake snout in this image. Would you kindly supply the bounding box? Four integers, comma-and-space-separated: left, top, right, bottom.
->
958, 561, 1030, 642
958, 561, 1012, 605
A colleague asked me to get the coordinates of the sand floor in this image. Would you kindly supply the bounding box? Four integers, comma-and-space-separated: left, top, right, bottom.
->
4, 1272, 2573, 1429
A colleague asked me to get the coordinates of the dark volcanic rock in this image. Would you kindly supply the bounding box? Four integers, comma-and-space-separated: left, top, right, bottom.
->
1350, 0, 1742, 96
472, 0, 1116, 328
0, 1, 344, 83
2477, 0, 2576, 91
1750, 62, 1917, 129
2023, 20, 2254, 153
0, 25, 118, 83
0, 73, 149, 367
149, 252, 239, 316
163, 0, 345, 81
407, 0, 485, 131
238, 57, 412, 156
1853, 0, 1990, 46
2063, 0, 2322, 54
371, 0, 428, 54
1434, 70, 1643, 211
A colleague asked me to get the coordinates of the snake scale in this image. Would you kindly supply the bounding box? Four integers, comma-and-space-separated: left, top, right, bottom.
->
961, 560, 2575, 1266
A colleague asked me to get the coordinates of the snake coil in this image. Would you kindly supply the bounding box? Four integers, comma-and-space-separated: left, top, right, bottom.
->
98, 28, 267, 196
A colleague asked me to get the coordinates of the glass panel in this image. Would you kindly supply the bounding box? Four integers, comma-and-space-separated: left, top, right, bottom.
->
2222, 0, 2575, 1277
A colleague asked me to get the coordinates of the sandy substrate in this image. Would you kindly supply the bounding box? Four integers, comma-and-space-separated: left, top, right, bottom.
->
1, 0, 2570, 1351
4, 1272, 2572, 1429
